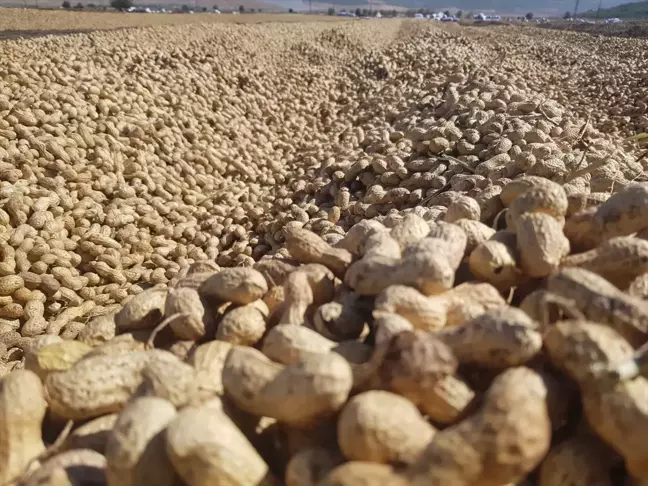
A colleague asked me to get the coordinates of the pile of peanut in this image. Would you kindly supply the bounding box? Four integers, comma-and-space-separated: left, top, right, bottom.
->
1, 17, 648, 486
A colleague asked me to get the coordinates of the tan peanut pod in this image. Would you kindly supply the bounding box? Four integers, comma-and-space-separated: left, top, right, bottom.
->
561, 237, 648, 289
583, 377, 648, 479
0, 303, 23, 319
186, 260, 220, 275
21, 317, 48, 337
516, 212, 570, 278
166, 398, 276, 486
262, 324, 336, 365
445, 196, 481, 223
318, 462, 407, 486
253, 258, 300, 287
548, 268, 648, 346
519, 290, 582, 329
106, 397, 178, 486
172, 272, 216, 291
0, 370, 47, 485
427, 221, 468, 247
338, 390, 436, 465
285, 447, 344, 486
437, 307, 542, 368
11, 287, 32, 304
83, 334, 148, 359
377, 330, 468, 424
199, 267, 268, 305
628, 273, 648, 300
335, 220, 388, 256
403, 235, 463, 270
24, 340, 92, 381
77, 314, 117, 347
296, 264, 336, 305
593, 183, 648, 240
564, 207, 601, 252
442, 282, 507, 327
566, 191, 610, 217
0, 275, 24, 296
284, 228, 352, 279
538, 434, 616, 486
216, 302, 267, 346
223, 346, 353, 428
373, 311, 415, 348
165, 287, 210, 341
454, 219, 496, 256
188, 341, 233, 402
115, 286, 167, 331
418, 374, 476, 425
390, 214, 431, 251
264, 285, 286, 320
135, 355, 197, 408
62, 413, 118, 454
60, 321, 93, 341
47, 300, 96, 335
279, 270, 314, 326
380, 329, 459, 397
469, 236, 526, 291
506, 180, 568, 230
544, 320, 634, 386
500, 176, 558, 207
45, 349, 178, 420
375, 285, 447, 331
362, 231, 402, 260
406, 367, 551, 486
345, 249, 454, 297
20, 449, 106, 486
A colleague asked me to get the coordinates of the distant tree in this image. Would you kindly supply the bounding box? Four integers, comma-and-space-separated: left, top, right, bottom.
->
456, 9, 462, 18
288, 7, 293, 12
249, 8, 254, 12
181, 4, 190, 11
327, 6, 334, 15
87, 2, 95, 6
563, 10, 571, 18
354, 7, 361, 16
525, 11, 533, 19
62, 0, 70, 7
443, 9, 450, 16
361, 8, 368, 16
391, 8, 397, 17
74, 2, 83, 7
238, 4, 244, 12
110, 0, 132, 10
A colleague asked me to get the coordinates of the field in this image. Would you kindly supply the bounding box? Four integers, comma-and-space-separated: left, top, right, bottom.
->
0, 9, 348, 34
538, 19, 648, 39
1, 11, 648, 486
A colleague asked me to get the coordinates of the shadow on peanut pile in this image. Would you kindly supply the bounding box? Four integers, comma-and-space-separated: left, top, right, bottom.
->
0, 16, 648, 486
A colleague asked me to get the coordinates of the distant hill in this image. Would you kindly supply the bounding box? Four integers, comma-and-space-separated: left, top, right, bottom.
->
582, 0, 648, 18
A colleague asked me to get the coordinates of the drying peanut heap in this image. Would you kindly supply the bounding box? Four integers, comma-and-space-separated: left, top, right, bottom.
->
1, 17, 648, 486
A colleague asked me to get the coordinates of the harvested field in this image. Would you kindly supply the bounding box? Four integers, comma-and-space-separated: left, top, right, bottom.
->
538, 19, 648, 40
0, 16, 648, 486
0, 9, 344, 35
